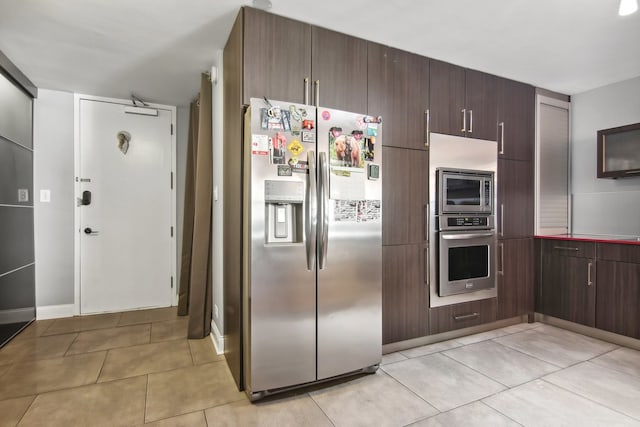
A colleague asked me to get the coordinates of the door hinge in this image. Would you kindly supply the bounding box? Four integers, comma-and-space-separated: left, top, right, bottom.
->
170, 172, 174, 189
171, 276, 174, 289
170, 226, 174, 237
170, 124, 174, 135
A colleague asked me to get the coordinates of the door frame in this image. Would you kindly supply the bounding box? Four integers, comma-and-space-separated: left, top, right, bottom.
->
73, 94, 177, 315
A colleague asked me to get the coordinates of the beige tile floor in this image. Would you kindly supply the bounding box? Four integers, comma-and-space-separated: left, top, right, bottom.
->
2, 309, 640, 426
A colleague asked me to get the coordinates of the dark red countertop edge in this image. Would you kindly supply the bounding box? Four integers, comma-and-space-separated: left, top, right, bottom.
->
535, 234, 640, 246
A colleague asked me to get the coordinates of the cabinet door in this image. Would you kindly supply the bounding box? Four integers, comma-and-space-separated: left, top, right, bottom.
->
311, 27, 367, 112
596, 260, 640, 339
429, 59, 465, 137
538, 252, 595, 327
498, 159, 533, 239
429, 298, 497, 335
381, 147, 428, 245
242, 7, 312, 104
497, 238, 534, 320
498, 79, 534, 161
465, 69, 498, 141
368, 44, 430, 150
382, 244, 428, 344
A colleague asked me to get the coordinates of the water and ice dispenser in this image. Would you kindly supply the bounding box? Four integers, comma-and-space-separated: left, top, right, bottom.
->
264, 180, 304, 244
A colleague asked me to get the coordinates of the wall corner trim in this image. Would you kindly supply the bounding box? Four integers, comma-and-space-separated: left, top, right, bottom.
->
36, 304, 75, 320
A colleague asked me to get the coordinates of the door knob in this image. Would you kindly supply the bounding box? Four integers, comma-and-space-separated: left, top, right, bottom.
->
84, 227, 99, 235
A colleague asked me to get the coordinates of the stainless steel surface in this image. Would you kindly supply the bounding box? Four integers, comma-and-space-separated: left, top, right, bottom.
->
306, 151, 317, 270
437, 168, 494, 215
424, 109, 430, 147
499, 122, 505, 155
536, 96, 570, 235
469, 109, 474, 133
438, 229, 496, 297
244, 98, 381, 396
245, 99, 317, 393
316, 106, 382, 380
429, 133, 498, 307
587, 262, 593, 287
318, 152, 329, 269
304, 77, 309, 105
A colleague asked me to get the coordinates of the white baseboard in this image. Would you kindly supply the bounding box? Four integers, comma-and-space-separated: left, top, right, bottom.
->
211, 320, 225, 355
0, 307, 35, 324
36, 304, 75, 320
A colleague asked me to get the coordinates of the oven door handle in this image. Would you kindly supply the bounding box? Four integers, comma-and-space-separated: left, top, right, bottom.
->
441, 232, 495, 240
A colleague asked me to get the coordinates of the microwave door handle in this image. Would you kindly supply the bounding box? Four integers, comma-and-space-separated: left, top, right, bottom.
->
441, 232, 495, 240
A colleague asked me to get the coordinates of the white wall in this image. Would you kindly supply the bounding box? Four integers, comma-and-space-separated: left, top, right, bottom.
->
33, 89, 75, 308
571, 76, 640, 237
211, 50, 225, 351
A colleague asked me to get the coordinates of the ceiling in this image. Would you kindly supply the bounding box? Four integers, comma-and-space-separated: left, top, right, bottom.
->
0, 0, 638, 106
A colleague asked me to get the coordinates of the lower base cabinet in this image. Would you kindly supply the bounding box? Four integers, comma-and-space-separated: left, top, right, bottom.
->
497, 238, 534, 320
429, 298, 496, 335
382, 244, 428, 344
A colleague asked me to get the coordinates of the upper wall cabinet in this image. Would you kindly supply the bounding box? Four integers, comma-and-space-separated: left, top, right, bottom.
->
429, 60, 498, 141
497, 79, 534, 161
368, 43, 430, 150
242, 8, 312, 105
597, 122, 640, 178
242, 8, 367, 112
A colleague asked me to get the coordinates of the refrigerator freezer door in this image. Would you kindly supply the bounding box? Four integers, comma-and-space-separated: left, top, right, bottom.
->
316, 107, 382, 380
246, 98, 317, 393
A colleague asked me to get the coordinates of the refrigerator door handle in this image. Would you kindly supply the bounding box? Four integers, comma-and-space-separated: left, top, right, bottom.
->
306, 150, 318, 270
318, 152, 329, 269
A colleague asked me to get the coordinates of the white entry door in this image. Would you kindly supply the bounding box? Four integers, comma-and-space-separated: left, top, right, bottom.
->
79, 99, 174, 314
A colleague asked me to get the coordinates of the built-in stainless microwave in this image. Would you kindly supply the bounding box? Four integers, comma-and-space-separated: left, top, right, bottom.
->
437, 168, 494, 215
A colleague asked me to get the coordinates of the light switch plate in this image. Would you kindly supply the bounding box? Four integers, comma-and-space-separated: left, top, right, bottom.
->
18, 189, 29, 202
40, 189, 51, 203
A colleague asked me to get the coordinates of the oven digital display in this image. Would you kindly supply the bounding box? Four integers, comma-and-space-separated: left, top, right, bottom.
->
446, 178, 481, 206
448, 245, 489, 281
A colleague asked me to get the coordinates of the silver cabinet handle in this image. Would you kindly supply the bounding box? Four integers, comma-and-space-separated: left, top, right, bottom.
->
318, 152, 329, 269
314, 80, 320, 107
442, 232, 495, 240
454, 312, 479, 321
587, 261, 593, 287
500, 203, 504, 237
498, 122, 505, 155
498, 242, 504, 276
304, 77, 309, 105
305, 150, 317, 271
424, 109, 430, 147
461, 108, 467, 132
553, 246, 579, 251
424, 247, 429, 284
424, 203, 430, 242
468, 109, 473, 133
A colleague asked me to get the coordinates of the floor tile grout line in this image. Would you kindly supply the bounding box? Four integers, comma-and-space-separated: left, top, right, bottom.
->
14, 394, 38, 426
379, 364, 443, 414
488, 336, 567, 369
438, 351, 512, 390
476, 399, 526, 426
539, 377, 640, 422
307, 391, 339, 427
143, 373, 150, 424
95, 349, 109, 383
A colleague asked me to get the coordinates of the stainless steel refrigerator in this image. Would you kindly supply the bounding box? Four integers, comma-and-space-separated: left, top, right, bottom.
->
241, 97, 382, 400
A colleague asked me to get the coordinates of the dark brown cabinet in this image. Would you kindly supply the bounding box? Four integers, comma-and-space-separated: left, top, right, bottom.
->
368, 43, 430, 150
497, 79, 535, 161
429, 60, 498, 141
241, 8, 367, 112
497, 238, 534, 320
537, 240, 596, 327
311, 27, 368, 113
595, 244, 640, 339
497, 159, 533, 239
382, 244, 429, 344
242, 7, 311, 104
429, 298, 497, 335
382, 147, 428, 246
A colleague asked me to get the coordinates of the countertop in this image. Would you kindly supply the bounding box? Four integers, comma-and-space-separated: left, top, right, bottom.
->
535, 234, 640, 246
